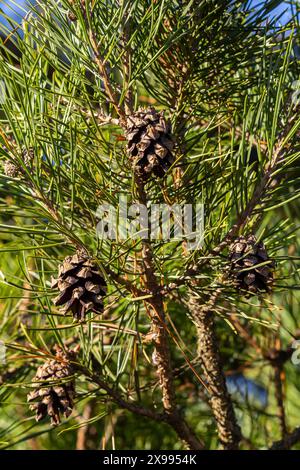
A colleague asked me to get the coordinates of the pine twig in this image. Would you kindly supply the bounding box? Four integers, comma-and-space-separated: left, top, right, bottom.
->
266, 346, 293, 441
134, 175, 204, 450
76, 403, 93, 450
76, 362, 203, 449
229, 313, 263, 355
120, 0, 134, 116
75, 363, 165, 422
55, 97, 120, 126
30, 184, 145, 297
273, 364, 287, 438
205, 103, 300, 252
89, 30, 126, 125
187, 289, 242, 450
270, 427, 300, 450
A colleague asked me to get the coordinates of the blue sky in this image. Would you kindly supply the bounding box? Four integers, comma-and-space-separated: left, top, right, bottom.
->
252, 0, 294, 24
0, 0, 30, 31
0, 1, 294, 31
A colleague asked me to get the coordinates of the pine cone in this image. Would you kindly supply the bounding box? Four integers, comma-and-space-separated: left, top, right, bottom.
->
67, 10, 77, 21
27, 347, 76, 426
229, 235, 275, 294
3, 147, 34, 177
52, 252, 107, 321
67, 0, 86, 21
126, 107, 175, 180
4, 160, 20, 177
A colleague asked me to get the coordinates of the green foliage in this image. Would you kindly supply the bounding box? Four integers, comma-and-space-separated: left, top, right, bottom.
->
0, 0, 300, 450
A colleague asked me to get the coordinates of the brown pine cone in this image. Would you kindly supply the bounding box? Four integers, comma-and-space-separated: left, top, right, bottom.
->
52, 252, 107, 321
126, 107, 175, 180
229, 235, 275, 295
27, 347, 76, 426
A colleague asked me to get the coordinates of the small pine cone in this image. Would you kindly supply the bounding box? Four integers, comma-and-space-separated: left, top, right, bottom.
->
27, 347, 76, 426
4, 160, 20, 177
126, 107, 175, 180
52, 252, 107, 321
67, 0, 86, 21
67, 10, 77, 21
3, 147, 34, 177
229, 235, 275, 295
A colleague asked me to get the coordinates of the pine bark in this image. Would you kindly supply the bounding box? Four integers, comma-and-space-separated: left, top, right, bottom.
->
188, 291, 242, 449
135, 176, 204, 450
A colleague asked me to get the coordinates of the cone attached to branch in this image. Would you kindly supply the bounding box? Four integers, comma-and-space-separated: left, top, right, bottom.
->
3, 147, 34, 178
52, 252, 107, 321
4, 160, 20, 178
229, 235, 275, 294
27, 346, 76, 426
126, 107, 175, 180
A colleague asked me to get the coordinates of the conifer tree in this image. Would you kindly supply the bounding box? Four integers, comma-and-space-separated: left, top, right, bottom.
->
0, 0, 300, 450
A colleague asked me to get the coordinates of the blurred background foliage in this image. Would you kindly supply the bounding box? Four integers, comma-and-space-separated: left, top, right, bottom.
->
0, 0, 300, 450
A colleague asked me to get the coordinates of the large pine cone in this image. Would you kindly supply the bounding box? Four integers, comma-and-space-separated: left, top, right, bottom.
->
126, 107, 175, 180
229, 235, 275, 294
52, 252, 107, 321
27, 347, 76, 426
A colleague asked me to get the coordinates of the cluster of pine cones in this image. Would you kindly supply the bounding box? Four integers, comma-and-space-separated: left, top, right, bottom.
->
27, 251, 107, 425
21, 106, 275, 427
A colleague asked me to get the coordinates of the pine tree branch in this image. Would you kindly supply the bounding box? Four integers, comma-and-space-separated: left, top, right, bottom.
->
75, 362, 165, 422
168, 104, 300, 289
273, 363, 287, 438
120, 0, 134, 116
134, 174, 204, 450
76, 402, 93, 450
76, 362, 203, 449
229, 313, 263, 355
105, 267, 147, 298
89, 29, 126, 124
30, 184, 145, 297
205, 104, 300, 253
187, 289, 242, 450
54, 97, 120, 126
270, 427, 300, 450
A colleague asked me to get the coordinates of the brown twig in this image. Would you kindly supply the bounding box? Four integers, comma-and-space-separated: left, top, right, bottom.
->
120, 0, 134, 116
30, 183, 145, 297
89, 30, 126, 125
76, 362, 165, 422
187, 289, 242, 449
76, 403, 93, 450
55, 97, 120, 126
75, 362, 203, 449
134, 175, 204, 450
229, 313, 263, 355
273, 364, 287, 438
270, 427, 300, 450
